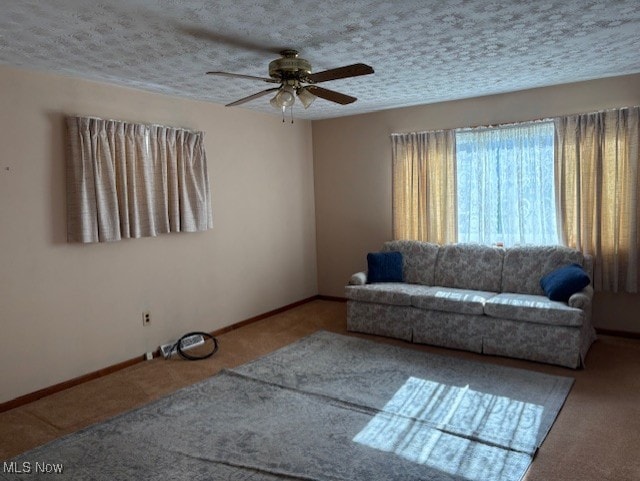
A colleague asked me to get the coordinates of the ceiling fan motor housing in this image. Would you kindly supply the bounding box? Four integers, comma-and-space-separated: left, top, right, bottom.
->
269, 50, 311, 81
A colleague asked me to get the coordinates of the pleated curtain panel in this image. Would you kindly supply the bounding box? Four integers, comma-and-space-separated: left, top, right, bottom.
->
555, 107, 639, 293
391, 130, 457, 245
392, 106, 640, 293
66, 116, 213, 243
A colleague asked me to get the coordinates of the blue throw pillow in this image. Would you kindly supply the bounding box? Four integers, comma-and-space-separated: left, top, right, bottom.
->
540, 263, 590, 302
367, 251, 403, 283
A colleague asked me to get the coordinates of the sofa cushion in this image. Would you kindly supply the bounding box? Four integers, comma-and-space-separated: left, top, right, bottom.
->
540, 263, 591, 302
484, 293, 584, 327
411, 287, 497, 315
382, 240, 440, 285
434, 243, 504, 292
345, 283, 434, 306
367, 251, 403, 283
502, 246, 584, 295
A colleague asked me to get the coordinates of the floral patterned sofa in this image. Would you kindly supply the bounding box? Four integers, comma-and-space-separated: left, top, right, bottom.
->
345, 241, 597, 368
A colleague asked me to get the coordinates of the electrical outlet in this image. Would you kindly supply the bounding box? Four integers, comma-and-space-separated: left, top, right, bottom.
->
142, 311, 151, 326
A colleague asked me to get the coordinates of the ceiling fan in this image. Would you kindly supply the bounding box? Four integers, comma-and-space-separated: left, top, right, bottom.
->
206, 49, 374, 113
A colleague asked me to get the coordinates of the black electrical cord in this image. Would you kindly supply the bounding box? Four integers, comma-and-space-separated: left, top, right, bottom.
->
174, 331, 219, 361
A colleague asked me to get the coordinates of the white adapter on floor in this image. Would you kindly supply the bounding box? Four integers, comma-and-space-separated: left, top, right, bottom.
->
160, 334, 205, 359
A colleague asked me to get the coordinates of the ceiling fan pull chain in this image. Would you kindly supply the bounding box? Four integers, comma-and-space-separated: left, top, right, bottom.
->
290, 106, 294, 124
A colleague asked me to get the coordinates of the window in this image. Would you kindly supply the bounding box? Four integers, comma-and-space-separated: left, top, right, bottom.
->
392, 106, 640, 292
455, 122, 558, 246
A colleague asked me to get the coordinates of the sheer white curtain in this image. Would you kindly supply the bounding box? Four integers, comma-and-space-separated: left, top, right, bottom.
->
66, 116, 213, 243
555, 107, 639, 293
456, 122, 558, 246
391, 131, 457, 244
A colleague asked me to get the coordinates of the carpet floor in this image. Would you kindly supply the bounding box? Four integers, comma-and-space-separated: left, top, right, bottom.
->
1, 300, 640, 480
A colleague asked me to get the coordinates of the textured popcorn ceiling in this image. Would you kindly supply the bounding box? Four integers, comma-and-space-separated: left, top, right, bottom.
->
1, 0, 639, 120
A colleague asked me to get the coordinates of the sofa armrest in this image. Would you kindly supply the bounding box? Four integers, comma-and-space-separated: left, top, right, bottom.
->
349, 271, 368, 285
568, 285, 594, 310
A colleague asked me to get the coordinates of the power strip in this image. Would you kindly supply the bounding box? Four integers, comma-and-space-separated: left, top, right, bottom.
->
160, 334, 205, 359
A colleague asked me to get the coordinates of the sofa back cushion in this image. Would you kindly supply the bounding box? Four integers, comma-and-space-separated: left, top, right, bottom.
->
502, 245, 585, 295
382, 240, 439, 285
434, 244, 504, 292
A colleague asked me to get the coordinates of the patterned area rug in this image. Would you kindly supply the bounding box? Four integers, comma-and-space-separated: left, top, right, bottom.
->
1, 331, 573, 481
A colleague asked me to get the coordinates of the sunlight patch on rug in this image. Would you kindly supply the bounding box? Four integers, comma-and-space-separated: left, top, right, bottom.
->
353, 376, 543, 480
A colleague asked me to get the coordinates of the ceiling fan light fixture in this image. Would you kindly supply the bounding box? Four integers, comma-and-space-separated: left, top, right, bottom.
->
297, 88, 316, 109
271, 85, 295, 110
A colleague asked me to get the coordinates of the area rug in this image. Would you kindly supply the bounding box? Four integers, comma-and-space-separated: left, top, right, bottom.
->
1, 331, 573, 481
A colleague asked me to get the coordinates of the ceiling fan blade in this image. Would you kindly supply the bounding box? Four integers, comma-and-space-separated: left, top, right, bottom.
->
306, 86, 357, 105
305, 63, 374, 84
226, 87, 281, 107
207, 71, 279, 83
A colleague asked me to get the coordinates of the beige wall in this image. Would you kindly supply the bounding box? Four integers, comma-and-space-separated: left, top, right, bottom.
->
0, 65, 317, 403
313, 73, 640, 332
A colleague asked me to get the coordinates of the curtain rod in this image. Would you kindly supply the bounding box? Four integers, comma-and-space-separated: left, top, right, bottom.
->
457, 117, 554, 133
67, 114, 202, 135
391, 105, 639, 137
461, 105, 639, 132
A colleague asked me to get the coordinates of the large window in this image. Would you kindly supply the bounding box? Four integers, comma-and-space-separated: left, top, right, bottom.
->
392, 106, 640, 293
455, 122, 558, 246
